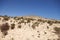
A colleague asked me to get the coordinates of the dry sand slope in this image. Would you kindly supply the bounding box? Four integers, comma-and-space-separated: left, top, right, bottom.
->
0, 15, 60, 40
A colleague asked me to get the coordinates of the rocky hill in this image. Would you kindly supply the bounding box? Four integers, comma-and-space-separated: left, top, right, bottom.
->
0, 15, 60, 40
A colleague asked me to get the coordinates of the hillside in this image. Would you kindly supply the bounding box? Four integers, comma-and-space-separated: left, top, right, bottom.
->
0, 15, 60, 40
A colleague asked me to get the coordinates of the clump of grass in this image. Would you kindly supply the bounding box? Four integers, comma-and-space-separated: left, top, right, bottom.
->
14, 16, 23, 20
32, 24, 35, 29
47, 21, 53, 25
54, 27, 60, 39
37, 19, 45, 23
54, 27, 60, 34
27, 19, 31, 23
3, 17, 9, 21
34, 22, 39, 26
54, 21, 60, 23
11, 23, 15, 29
3, 15, 10, 21
38, 19, 42, 22
25, 18, 35, 23
20, 17, 23, 19
32, 22, 39, 29
18, 25, 21, 28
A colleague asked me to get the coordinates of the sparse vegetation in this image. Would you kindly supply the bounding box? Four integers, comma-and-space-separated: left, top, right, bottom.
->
20, 17, 23, 19
32, 25, 36, 29
3, 15, 10, 21
18, 25, 21, 28
54, 21, 60, 23
32, 22, 39, 29
37, 19, 46, 23
24, 18, 35, 23
47, 21, 53, 25
33, 22, 39, 26
54, 27, 60, 34
27, 19, 31, 23
11, 23, 15, 29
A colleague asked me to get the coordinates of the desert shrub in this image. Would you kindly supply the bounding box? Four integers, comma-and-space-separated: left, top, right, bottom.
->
54, 27, 60, 34
0, 23, 10, 32
32, 22, 39, 29
3, 15, 10, 21
27, 19, 31, 23
38, 19, 43, 22
20, 17, 23, 19
47, 21, 53, 25
37, 19, 45, 23
26, 18, 35, 23
18, 25, 21, 28
3, 17, 9, 21
54, 27, 60, 39
32, 24, 36, 29
54, 21, 60, 23
11, 23, 15, 29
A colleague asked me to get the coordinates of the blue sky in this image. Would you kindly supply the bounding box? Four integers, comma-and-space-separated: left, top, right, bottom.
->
0, 0, 60, 20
